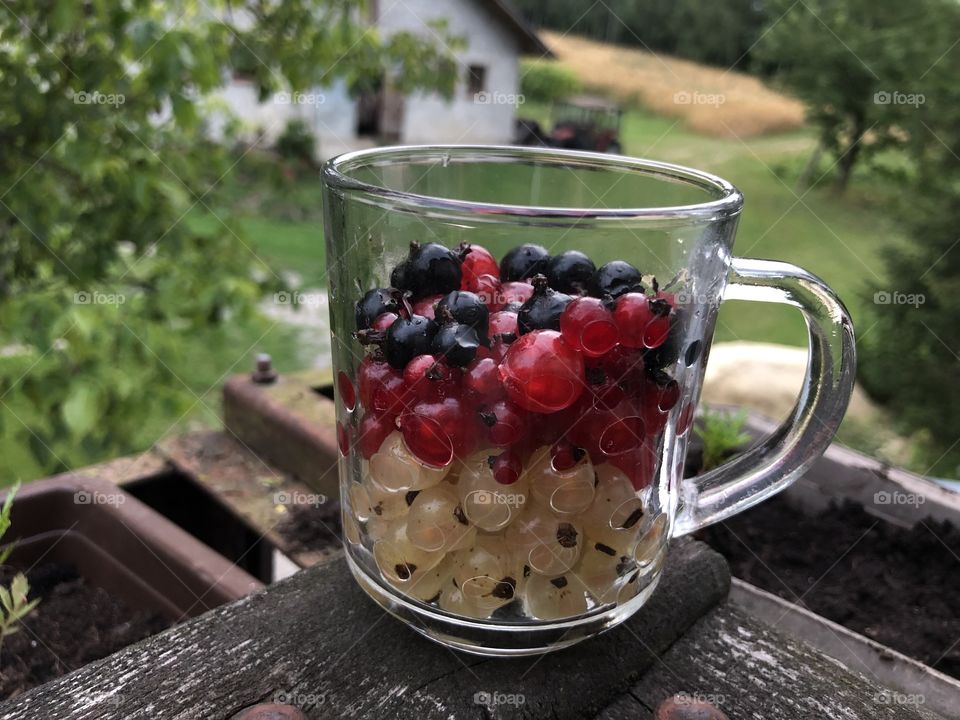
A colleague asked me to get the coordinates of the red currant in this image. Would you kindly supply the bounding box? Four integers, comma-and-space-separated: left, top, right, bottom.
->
337, 370, 356, 411
488, 310, 519, 340
492, 450, 523, 485
560, 296, 619, 358
611, 437, 658, 490
358, 357, 413, 415
499, 330, 585, 413
479, 400, 528, 447
640, 373, 680, 435
358, 411, 396, 459
400, 397, 478, 467
469, 273, 504, 312
500, 281, 534, 307
459, 243, 499, 287
371, 312, 398, 331
463, 356, 505, 403
403, 354, 459, 401
550, 440, 584, 471
613, 292, 653, 349
590, 345, 645, 391
412, 294, 444, 320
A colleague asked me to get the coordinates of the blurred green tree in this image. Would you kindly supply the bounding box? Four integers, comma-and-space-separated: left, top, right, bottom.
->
0, 0, 458, 482
757, 0, 960, 190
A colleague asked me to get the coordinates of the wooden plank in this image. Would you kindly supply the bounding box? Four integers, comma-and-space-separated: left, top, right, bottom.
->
627, 603, 948, 720
0, 539, 729, 720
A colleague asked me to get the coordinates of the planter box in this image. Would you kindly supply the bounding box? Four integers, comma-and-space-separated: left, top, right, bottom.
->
703, 410, 960, 720
3, 474, 262, 621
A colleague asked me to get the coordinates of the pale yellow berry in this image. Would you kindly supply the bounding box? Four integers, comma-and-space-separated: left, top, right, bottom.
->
457, 451, 527, 532
524, 572, 588, 621
450, 535, 520, 611
438, 577, 491, 619
526, 446, 595, 516
405, 485, 476, 553
506, 504, 583, 576
373, 517, 444, 585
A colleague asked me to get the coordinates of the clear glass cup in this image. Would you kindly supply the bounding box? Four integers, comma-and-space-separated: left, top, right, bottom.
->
322, 146, 855, 656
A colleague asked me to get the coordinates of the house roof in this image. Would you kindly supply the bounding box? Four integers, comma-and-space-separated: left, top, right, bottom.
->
486, 0, 553, 57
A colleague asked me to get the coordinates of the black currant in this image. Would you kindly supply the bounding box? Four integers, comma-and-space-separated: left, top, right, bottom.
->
545, 250, 596, 295
355, 288, 400, 330
590, 260, 643, 298
499, 243, 550, 282
392, 241, 461, 299
384, 314, 438, 369
517, 274, 572, 335
436, 291, 489, 337
432, 322, 481, 367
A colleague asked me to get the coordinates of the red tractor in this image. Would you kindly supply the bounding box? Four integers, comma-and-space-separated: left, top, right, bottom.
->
515, 95, 624, 154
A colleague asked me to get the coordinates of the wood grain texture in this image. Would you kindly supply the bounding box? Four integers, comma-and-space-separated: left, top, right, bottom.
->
627, 604, 948, 720
0, 539, 728, 720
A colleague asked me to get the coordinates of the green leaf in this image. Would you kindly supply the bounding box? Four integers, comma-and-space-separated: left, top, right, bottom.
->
61, 382, 100, 436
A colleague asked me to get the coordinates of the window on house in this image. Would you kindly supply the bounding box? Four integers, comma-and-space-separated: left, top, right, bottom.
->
466, 65, 487, 97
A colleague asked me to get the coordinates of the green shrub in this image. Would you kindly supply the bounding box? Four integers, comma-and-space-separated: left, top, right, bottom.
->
0, 0, 458, 484
520, 59, 581, 105
275, 119, 316, 164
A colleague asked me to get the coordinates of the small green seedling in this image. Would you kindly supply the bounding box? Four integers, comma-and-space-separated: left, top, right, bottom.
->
694, 408, 753, 471
0, 483, 39, 649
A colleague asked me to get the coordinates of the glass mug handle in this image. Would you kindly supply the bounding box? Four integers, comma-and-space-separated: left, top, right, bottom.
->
673, 257, 857, 535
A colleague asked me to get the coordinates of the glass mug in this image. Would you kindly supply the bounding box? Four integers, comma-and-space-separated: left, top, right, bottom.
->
322, 146, 855, 656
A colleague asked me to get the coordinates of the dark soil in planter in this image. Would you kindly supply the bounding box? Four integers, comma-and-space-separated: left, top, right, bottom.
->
276, 500, 342, 553
0, 562, 169, 699
699, 495, 960, 679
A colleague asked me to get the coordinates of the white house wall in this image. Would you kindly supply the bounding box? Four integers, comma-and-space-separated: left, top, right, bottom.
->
377, 0, 522, 144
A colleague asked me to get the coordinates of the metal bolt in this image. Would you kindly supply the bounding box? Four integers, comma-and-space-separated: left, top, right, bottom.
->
252, 353, 278, 384
230, 703, 307, 720
655, 695, 729, 720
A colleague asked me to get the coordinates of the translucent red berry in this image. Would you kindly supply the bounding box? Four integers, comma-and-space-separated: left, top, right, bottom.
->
412, 294, 444, 320
500, 330, 585, 413
488, 310, 519, 340
337, 370, 356, 411
372, 312, 398, 331
403, 354, 459, 401
550, 441, 584, 471
479, 400, 528, 447
358, 357, 412, 415
500, 281, 534, 307
463, 356, 505, 403
613, 292, 653, 349
358, 411, 396, 459
492, 450, 523, 485
459, 243, 499, 287
560, 296, 619, 358
400, 397, 478, 467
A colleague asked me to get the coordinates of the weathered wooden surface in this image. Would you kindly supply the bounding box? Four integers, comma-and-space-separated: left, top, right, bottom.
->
0, 539, 728, 720
598, 604, 949, 720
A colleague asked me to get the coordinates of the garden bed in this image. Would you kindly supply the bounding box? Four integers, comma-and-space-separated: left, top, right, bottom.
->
699, 494, 960, 679
0, 475, 261, 701
0, 562, 169, 698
